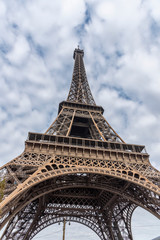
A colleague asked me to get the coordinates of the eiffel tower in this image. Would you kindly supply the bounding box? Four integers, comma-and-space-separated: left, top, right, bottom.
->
0, 48, 160, 240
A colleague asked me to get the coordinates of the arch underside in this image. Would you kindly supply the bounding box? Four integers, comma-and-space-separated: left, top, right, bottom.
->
2, 199, 135, 240
1, 173, 160, 240
2, 190, 135, 240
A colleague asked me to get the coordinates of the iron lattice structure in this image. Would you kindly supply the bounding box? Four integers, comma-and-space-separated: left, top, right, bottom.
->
0, 48, 160, 240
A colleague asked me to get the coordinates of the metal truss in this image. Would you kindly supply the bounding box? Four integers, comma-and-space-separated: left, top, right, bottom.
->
67, 48, 95, 105
1, 172, 159, 239
0, 48, 160, 239
45, 106, 124, 142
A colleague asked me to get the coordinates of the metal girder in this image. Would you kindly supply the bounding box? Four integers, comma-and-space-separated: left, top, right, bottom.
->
0, 48, 160, 239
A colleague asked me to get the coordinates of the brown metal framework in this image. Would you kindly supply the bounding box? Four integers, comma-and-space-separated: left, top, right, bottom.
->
0, 48, 160, 240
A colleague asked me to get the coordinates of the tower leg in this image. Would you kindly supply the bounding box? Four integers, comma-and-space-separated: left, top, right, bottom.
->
1, 198, 45, 240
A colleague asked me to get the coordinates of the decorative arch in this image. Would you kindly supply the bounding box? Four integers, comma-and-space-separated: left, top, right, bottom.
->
1, 172, 159, 239
1, 156, 159, 217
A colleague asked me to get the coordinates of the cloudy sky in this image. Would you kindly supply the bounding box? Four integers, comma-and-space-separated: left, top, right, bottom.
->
0, 0, 160, 239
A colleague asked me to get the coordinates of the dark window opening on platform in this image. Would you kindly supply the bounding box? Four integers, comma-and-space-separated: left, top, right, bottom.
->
69, 117, 92, 138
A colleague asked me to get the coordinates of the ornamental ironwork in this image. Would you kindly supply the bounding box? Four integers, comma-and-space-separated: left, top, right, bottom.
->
0, 48, 160, 240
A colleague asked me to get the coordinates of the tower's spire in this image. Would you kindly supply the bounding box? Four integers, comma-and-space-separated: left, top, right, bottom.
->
67, 48, 96, 105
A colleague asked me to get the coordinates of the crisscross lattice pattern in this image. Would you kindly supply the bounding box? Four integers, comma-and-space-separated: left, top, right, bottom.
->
67, 48, 95, 105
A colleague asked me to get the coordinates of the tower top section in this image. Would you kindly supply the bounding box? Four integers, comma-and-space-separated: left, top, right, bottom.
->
67, 48, 96, 105
73, 47, 84, 59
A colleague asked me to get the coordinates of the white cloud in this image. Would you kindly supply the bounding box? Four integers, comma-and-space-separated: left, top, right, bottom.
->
96, 1, 116, 21
6, 35, 30, 65
144, 0, 160, 21
0, 1, 6, 18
